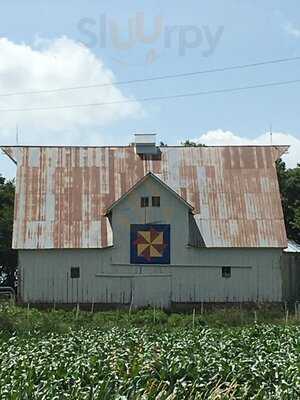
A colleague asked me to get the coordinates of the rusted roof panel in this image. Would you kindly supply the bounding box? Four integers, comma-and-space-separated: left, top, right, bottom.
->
2, 145, 288, 249
105, 171, 194, 215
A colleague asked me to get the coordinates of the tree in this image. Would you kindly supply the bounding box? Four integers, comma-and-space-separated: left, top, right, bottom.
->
0, 175, 17, 287
0, 175, 15, 249
276, 160, 300, 243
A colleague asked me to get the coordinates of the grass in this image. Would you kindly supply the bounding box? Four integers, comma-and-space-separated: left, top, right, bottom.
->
0, 302, 298, 335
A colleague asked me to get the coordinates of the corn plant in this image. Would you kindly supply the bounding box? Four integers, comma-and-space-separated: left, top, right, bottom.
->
0, 325, 300, 399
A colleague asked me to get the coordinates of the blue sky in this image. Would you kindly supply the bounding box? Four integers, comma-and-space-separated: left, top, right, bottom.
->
1, 1, 300, 176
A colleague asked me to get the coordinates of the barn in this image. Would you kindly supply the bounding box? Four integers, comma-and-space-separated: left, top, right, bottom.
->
1, 135, 289, 308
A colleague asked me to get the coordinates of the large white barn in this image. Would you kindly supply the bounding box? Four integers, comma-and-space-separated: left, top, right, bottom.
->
2, 135, 288, 308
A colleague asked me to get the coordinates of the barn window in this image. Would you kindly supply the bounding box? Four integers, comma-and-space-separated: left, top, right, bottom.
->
141, 197, 149, 207
71, 267, 80, 279
152, 196, 160, 207
222, 266, 231, 278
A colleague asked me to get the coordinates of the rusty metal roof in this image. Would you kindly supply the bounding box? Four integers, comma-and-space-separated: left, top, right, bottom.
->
105, 171, 194, 215
2, 145, 288, 249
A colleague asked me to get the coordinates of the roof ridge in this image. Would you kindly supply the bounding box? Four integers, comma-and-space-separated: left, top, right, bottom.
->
0, 144, 290, 148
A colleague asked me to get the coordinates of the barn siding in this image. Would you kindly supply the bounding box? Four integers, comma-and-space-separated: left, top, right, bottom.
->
281, 253, 300, 302
19, 248, 282, 305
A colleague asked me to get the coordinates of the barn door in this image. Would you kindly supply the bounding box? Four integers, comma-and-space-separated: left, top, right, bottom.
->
133, 275, 171, 308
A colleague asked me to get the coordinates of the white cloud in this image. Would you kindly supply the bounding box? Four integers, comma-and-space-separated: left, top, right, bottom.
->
284, 22, 300, 38
194, 129, 300, 168
0, 36, 142, 146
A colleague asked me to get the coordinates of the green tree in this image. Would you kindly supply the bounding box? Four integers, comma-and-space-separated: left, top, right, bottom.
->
181, 140, 206, 147
276, 159, 300, 243
0, 175, 15, 248
0, 175, 17, 287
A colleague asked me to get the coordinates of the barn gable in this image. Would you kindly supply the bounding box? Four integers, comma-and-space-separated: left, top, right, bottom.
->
108, 170, 194, 265
105, 171, 194, 215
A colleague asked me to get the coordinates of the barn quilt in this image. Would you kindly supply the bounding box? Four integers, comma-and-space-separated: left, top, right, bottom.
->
130, 224, 170, 264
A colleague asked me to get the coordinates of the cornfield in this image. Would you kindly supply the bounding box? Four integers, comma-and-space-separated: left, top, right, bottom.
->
0, 325, 299, 399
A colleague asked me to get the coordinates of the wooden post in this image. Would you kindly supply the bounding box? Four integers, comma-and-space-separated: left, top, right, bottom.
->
239, 302, 243, 323
129, 293, 133, 318
192, 308, 195, 328
27, 303, 30, 319
285, 309, 289, 325
254, 311, 257, 324
9, 292, 15, 307
91, 300, 94, 314
76, 303, 80, 320
295, 302, 299, 320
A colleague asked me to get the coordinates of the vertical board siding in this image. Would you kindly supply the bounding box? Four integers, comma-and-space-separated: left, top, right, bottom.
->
19, 248, 283, 304
282, 254, 300, 302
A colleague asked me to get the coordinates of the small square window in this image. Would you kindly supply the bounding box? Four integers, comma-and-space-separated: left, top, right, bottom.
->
71, 267, 80, 279
152, 196, 160, 207
141, 197, 149, 207
222, 266, 231, 278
